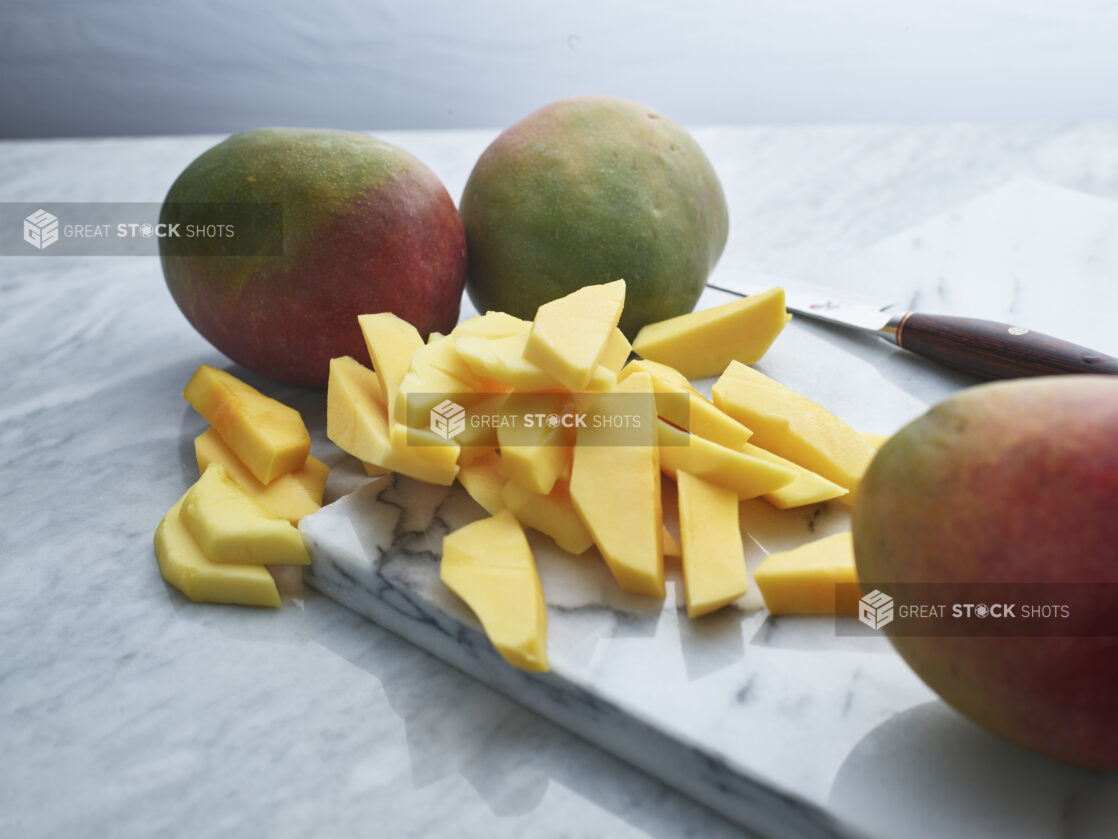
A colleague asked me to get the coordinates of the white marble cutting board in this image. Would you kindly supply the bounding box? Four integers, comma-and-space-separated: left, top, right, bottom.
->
302, 179, 1118, 839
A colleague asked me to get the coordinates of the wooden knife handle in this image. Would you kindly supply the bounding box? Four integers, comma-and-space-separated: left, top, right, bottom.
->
894, 313, 1118, 380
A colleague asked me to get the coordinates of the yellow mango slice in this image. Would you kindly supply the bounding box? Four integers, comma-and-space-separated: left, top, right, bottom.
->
657, 420, 797, 500
677, 470, 749, 618
183, 365, 311, 485
500, 480, 594, 555
752, 532, 860, 615
357, 312, 425, 419
327, 356, 459, 486
662, 526, 681, 558
569, 371, 664, 596
497, 402, 571, 496
523, 280, 627, 390
154, 495, 280, 608
600, 328, 633, 373
712, 361, 877, 498
195, 428, 328, 524
452, 310, 529, 340
861, 431, 891, 450
458, 451, 508, 516
620, 358, 753, 450
394, 335, 493, 427
740, 443, 848, 509
632, 287, 791, 379
439, 510, 549, 671
181, 464, 309, 566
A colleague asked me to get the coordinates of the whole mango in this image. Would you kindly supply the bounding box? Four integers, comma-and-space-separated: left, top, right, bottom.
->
160, 128, 466, 388
460, 96, 728, 339
854, 376, 1118, 770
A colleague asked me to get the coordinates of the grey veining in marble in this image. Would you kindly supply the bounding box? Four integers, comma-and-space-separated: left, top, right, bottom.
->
4, 125, 1118, 839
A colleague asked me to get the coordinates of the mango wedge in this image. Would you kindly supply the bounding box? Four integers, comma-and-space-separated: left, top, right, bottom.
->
569, 372, 664, 596
752, 532, 860, 615
740, 443, 848, 509
458, 451, 508, 516
183, 364, 311, 485
599, 328, 633, 374
632, 287, 791, 379
357, 312, 425, 419
657, 420, 797, 500
181, 464, 310, 566
677, 470, 749, 618
712, 361, 877, 498
195, 428, 328, 525
440, 510, 549, 672
154, 495, 281, 608
501, 480, 594, 556
327, 356, 459, 485
394, 335, 491, 427
620, 358, 753, 450
524, 280, 626, 390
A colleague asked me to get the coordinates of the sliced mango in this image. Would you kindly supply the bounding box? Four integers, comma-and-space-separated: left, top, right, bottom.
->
569, 371, 664, 596
195, 427, 328, 524
712, 361, 877, 498
154, 495, 281, 608
357, 312, 425, 419
752, 532, 860, 615
458, 451, 507, 516
632, 287, 791, 379
677, 470, 749, 618
181, 464, 309, 566
600, 328, 633, 373
183, 364, 311, 485
395, 335, 491, 427
740, 443, 848, 509
500, 479, 594, 556
620, 358, 753, 450
327, 356, 459, 485
860, 431, 891, 450
456, 330, 566, 392
524, 280, 626, 390
497, 401, 571, 496
657, 420, 797, 500
439, 509, 549, 671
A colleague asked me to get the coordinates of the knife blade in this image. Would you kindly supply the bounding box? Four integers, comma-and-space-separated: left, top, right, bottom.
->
707, 274, 1118, 380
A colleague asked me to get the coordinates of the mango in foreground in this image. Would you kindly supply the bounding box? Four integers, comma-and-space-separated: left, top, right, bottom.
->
183, 364, 311, 484
154, 495, 281, 608
712, 361, 876, 498
439, 509, 549, 672
752, 532, 859, 615
194, 428, 328, 524
657, 420, 797, 500
632, 287, 790, 379
677, 470, 749, 618
180, 464, 309, 566
500, 479, 594, 556
739, 443, 848, 509
524, 279, 627, 390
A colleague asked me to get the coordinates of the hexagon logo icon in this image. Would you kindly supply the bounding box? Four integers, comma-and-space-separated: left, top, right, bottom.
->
24, 209, 59, 250
430, 399, 466, 440
858, 589, 894, 630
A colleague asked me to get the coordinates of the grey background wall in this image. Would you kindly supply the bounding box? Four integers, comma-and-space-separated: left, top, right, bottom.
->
3, 0, 1118, 139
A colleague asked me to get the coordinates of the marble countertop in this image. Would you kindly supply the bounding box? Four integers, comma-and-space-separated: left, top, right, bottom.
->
4, 123, 1118, 839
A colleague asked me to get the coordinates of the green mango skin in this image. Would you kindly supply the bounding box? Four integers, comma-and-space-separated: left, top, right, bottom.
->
160, 128, 466, 388
854, 376, 1118, 770
460, 96, 729, 339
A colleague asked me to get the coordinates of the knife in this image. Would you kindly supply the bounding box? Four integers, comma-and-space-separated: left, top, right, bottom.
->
707, 275, 1118, 380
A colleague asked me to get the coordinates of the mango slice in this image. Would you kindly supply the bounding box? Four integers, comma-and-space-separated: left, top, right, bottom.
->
439, 510, 549, 671
498, 401, 571, 496
740, 443, 848, 509
327, 356, 459, 485
154, 495, 281, 608
712, 361, 877, 498
357, 312, 425, 419
183, 364, 311, 485
524, 280, 627, 390
194, 428, 328, 525
677, 470, 749, 618
458, 451, 508, 516
657, 420, 797, 500
501, 480, 594, 556
599, 328, 633, 373
752, 532, 859, 615
632, 287, 791, 379
620, 358, 753, 450
860, 430, 891, 450
569, 371, 664, 597
181, 464, 310, 566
